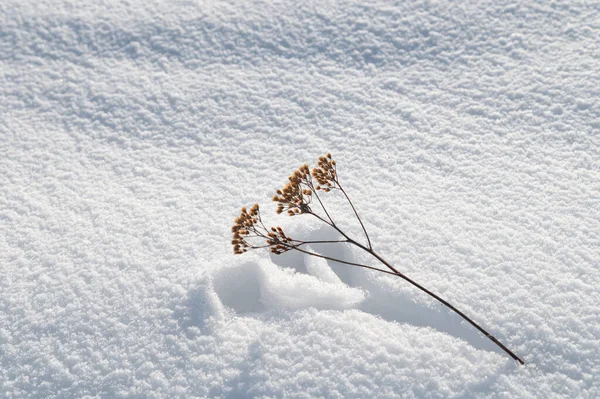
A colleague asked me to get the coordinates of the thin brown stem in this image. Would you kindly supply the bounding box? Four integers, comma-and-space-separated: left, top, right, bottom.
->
282, 244, 399, 277
376, 251, 524, 364
306, 211, 354, 242
279, 225, 524, 364
305, 199, 524, 365
292, 239, 350, 245
337, 181, 372, 249
345, 239, 525, 365
307, 179, 336, 226
256, 212, 269, 232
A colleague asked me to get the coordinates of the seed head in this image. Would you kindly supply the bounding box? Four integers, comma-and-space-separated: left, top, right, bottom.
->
231, 204, 261, 254
312, 153, 337, 191
272, 163, 314, 217
265, 225, 293, 255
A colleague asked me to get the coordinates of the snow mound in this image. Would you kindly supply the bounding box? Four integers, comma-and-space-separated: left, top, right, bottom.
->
212, 256, 365, 313
2, 0, 599, 397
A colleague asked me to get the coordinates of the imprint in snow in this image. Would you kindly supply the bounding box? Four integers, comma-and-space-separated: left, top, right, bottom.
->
309, 224, 501, 353
212, 257, 365, 314
212, 260, 265, 314
172, 274, 225, 334
252, 223, 502, 354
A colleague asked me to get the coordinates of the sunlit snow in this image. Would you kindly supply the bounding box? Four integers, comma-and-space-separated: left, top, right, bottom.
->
1, 0, 599, 397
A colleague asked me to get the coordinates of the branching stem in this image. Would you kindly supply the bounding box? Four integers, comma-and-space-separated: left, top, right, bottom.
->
234, 154, 525, 365
306, 187, 524, 365
356, 243, 525, 365
337, 181, 372, 249
282, 244, 399, 277
307, 179, 335, 226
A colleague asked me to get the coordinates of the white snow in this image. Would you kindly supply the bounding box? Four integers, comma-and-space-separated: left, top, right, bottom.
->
1, 0, 599, 397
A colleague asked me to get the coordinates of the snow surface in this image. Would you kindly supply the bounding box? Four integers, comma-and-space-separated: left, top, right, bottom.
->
1, 0, 599, 397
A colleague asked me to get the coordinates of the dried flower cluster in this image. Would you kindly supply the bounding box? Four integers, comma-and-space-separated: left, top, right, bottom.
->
231, 203, 295, 255
266, 226, 294, 254
272, 164, 313, 216
232, 156, 341, 257
312, 153, 337, 192
231, 204, 260, 254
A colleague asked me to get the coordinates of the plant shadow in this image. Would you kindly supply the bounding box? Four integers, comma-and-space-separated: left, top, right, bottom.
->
293, 224, 502, 355
172, 274, 225, 336
212, 222, 504, 356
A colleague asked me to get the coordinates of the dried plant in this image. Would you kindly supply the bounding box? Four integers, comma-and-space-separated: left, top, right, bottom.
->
232, 153, 525, 365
